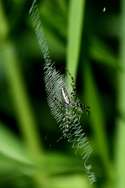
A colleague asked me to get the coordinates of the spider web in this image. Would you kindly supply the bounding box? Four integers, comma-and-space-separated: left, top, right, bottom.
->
29, 0, 96, 184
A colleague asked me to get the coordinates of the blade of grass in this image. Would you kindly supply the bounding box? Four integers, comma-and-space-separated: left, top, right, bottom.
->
90, 37, 119, 69
0, 123, 35, 176
50, 175, 89, 188
0, 123, 33, 165
83, 63, 112, 179
2, 41, 47, 188
0, 1, 46, 187
2, 43, 42, 159
67, 0, 86, 82
0, 0, 8, 41
115, 0, 125, 187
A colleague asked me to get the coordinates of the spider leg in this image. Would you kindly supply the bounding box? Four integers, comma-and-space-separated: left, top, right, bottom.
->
82, 104, 90, 115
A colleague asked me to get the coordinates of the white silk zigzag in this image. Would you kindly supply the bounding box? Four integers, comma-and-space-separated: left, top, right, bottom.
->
29, 0, 96, 184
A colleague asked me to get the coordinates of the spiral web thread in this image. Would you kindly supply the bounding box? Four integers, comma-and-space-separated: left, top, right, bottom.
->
29, 0, 96, 184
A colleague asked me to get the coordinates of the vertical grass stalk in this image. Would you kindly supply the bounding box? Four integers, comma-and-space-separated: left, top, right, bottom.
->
84, 63, 112, 180
0, 1, 45, 187
67, 0, 86, 82
115, 0, 125, 187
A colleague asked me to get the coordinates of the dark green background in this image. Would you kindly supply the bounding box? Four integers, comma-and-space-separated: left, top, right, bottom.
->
0, 0, 124, 188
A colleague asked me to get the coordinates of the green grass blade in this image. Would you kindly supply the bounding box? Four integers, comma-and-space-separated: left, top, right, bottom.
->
0, 2, 46, 187
90, 37, 119, 68
2, 43, 42, 157
0, 123, 33, 166
67, 0, 86, 81
115, 0, 125, 187
83, 63, 112, 178
50, 175, 89, 188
